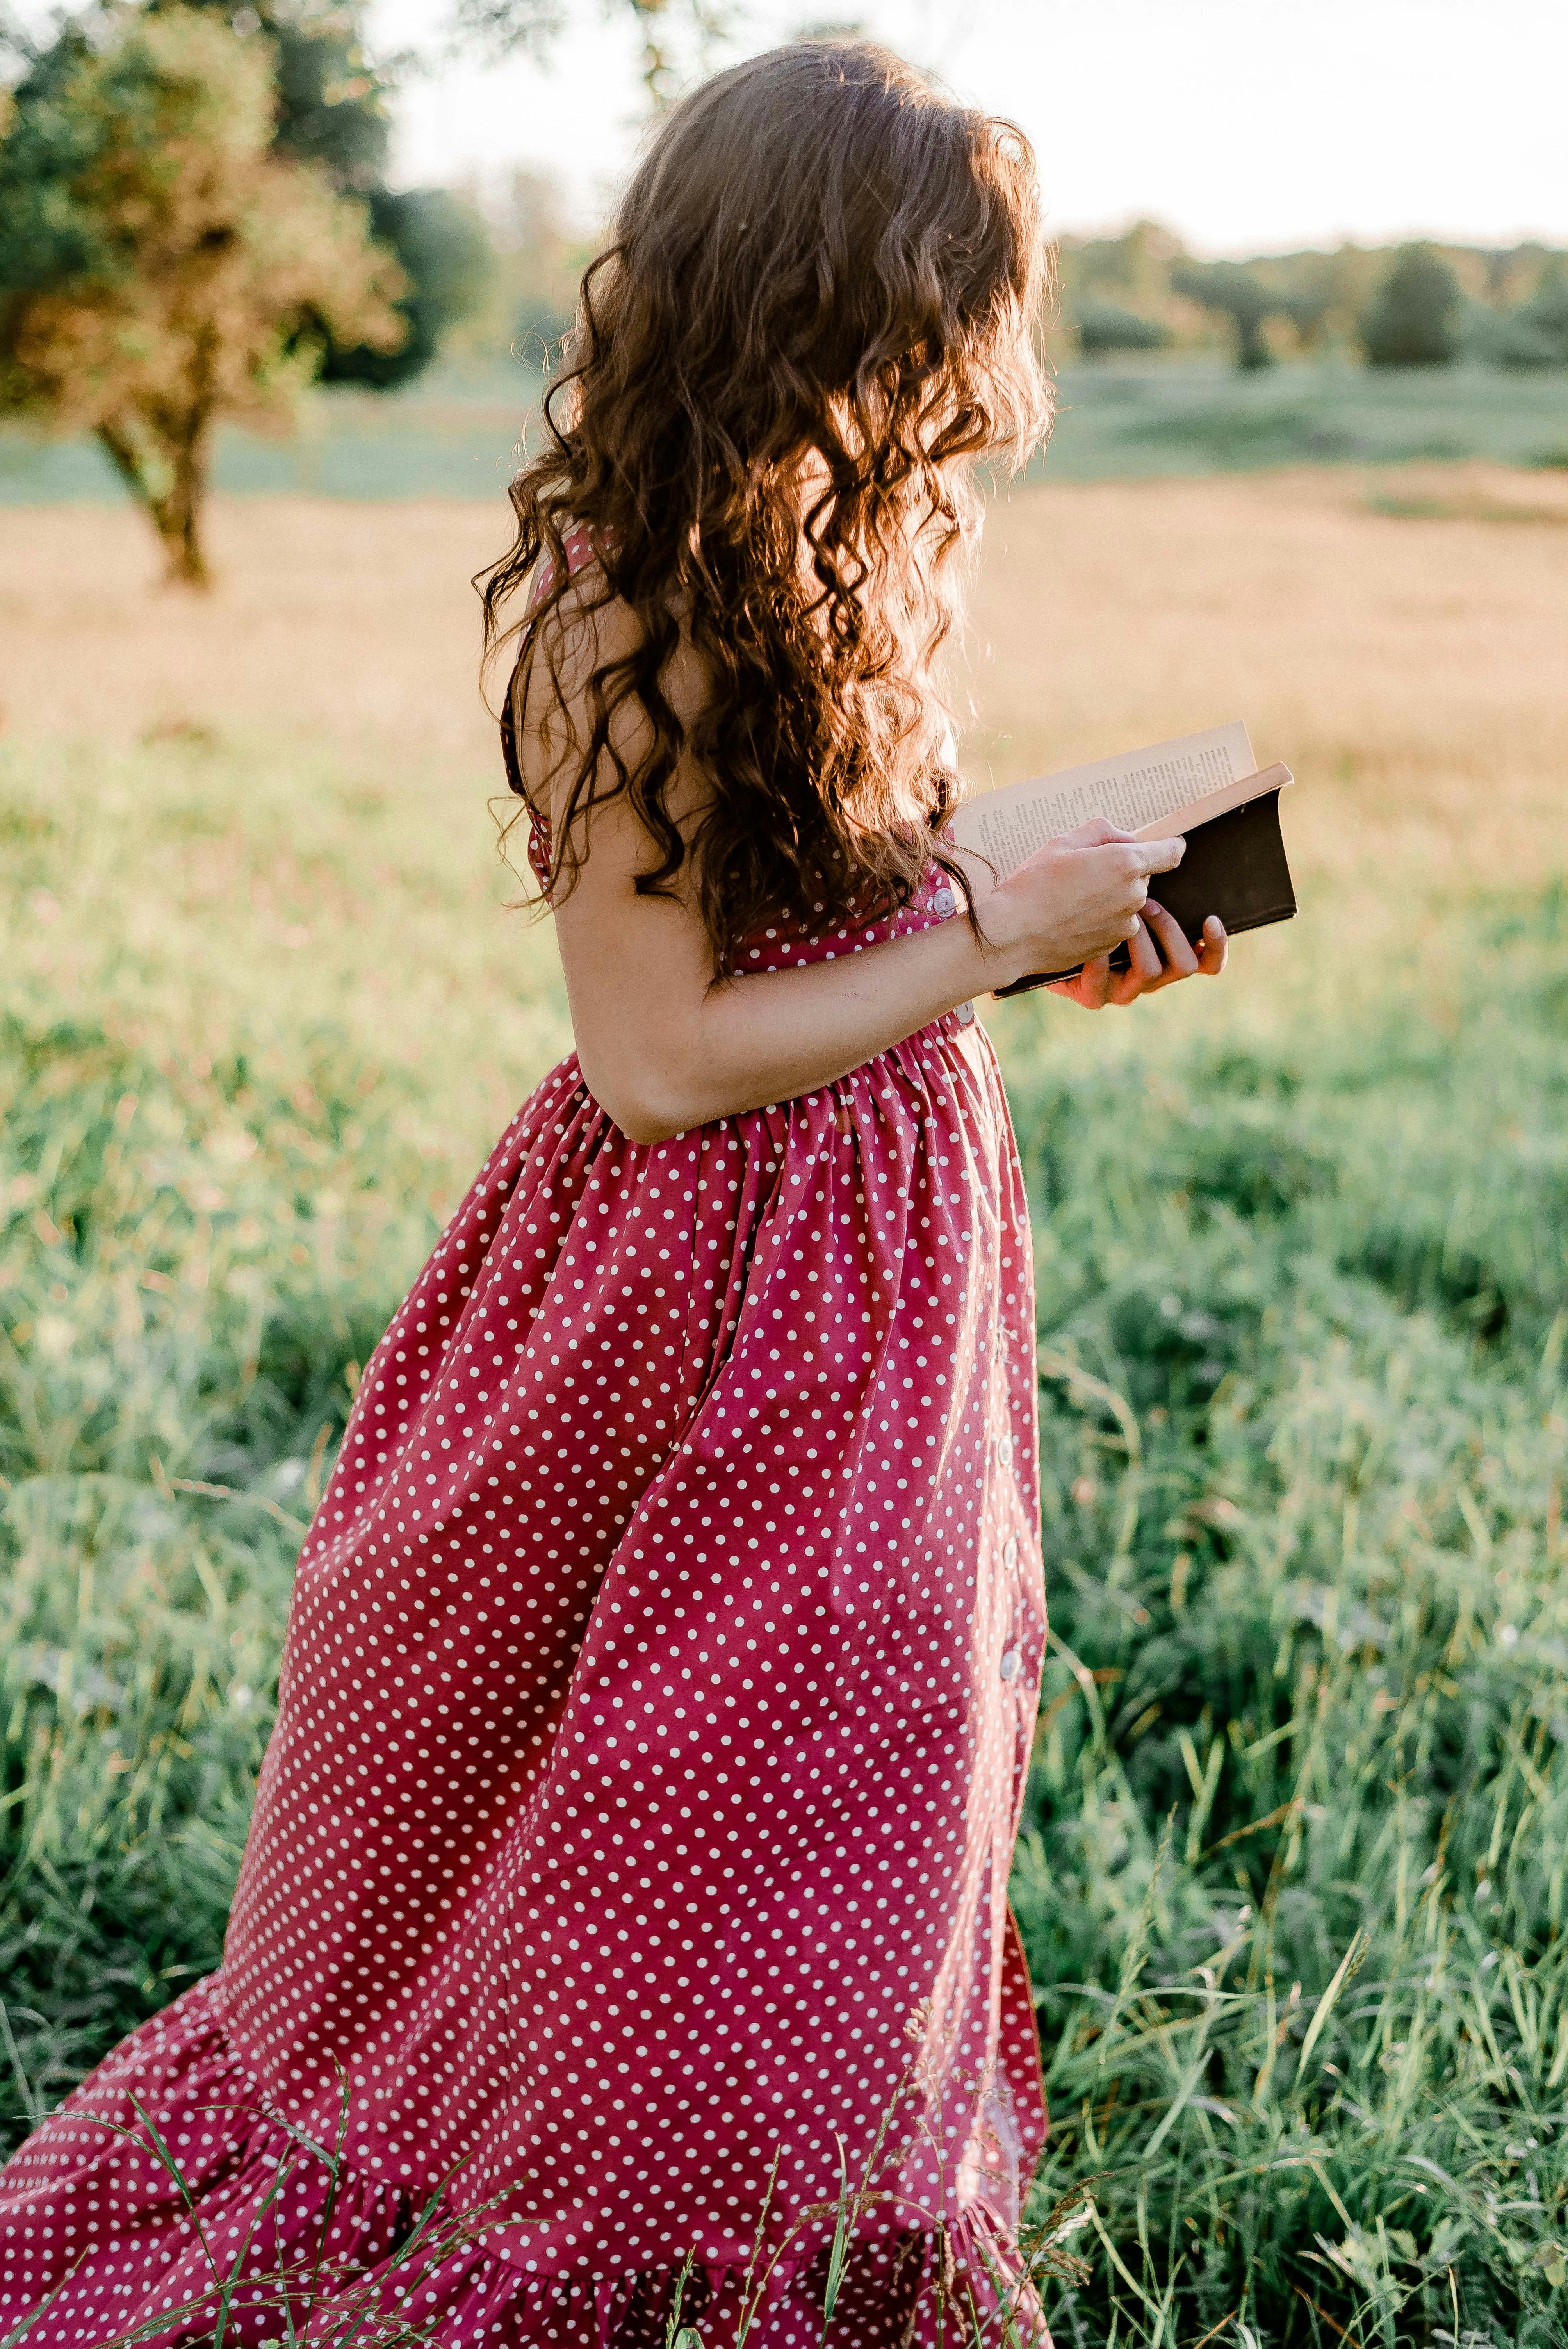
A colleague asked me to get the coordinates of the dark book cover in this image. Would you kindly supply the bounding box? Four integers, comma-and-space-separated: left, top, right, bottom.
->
991, 788, 1296, 996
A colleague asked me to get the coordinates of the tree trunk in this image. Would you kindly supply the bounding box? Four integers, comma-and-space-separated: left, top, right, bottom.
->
160, 418, 212, 586
97, 413, 213, 588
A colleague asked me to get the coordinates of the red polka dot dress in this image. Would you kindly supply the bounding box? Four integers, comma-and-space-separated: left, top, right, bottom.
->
0, 533, 1049, 2347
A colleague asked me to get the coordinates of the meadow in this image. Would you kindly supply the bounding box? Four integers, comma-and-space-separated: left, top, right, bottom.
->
2, 460, 1567, 2345
4, 355, 1568, 509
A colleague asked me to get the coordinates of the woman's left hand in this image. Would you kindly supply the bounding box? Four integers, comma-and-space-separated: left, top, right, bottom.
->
1049, 904, 1228, 1011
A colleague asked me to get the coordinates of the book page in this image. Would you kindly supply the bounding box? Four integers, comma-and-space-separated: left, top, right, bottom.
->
1133, 760, 1292, 843
949, 721, 1257, 879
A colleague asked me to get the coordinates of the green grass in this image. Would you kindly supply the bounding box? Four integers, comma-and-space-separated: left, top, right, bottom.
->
0, 1013, 428, 2123
4, 356, 1567, 507
1003, 885, 1568, 2344
1039, 359, 1568, 479
1, 720, 565, 2135
2, 713, 1567, 2344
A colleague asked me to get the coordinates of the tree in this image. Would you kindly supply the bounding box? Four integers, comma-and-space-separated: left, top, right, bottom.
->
234, 0, 392, 186
1060, 219, 1187, 318
1170, 260, 1278, 371
1360, 244, 1462, 367
451, 0, 732, 108
1495, 264, 1568, 368
0, 6, 405, 584
1075, 300, 1168, 355
320, 187, 492, 387
174, 0, 492, 386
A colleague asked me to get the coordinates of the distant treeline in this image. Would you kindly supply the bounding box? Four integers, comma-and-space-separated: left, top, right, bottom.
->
470, 203, 1568, 380
1057, 220, 1568, 369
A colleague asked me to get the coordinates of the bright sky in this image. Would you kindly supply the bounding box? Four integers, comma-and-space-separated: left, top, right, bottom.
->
369, 0, 1568, 254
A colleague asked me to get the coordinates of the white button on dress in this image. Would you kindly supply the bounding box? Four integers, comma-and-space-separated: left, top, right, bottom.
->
1003, 1537, 1018, 1570
997, 1433, 1013, 1468
933, 888, 956, 916
955, 1002, 974, 1026
998, 1649, 1021, 1682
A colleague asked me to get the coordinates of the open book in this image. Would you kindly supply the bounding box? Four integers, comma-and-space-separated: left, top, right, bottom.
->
945, 721, 1296, 993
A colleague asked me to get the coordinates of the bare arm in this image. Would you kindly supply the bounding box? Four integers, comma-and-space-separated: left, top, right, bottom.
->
522, 588, 1212, 1143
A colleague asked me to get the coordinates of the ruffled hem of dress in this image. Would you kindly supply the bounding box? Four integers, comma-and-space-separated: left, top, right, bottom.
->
325, 2211, 1046, 2349
0, 1980, 1046, 2349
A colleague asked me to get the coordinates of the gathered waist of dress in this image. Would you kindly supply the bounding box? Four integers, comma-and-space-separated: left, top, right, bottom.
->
511, 773, 983, 1096
522, 793, 970, 979
709, 879, 984, 1084
538, 1008, 991, 1162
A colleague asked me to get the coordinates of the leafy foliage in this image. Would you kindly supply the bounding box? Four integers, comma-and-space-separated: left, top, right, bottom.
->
1076, 299, 1169, 356
1494, 267, 1568, 370
181, 0, 496, 392
1361, 244, 1465, 369
1057, 224, 1567, 376
1170, 262, 1279, 372
219, 0, 395, 187
321, 187, 494, 388
0, 6, 404, 579
448, 0, 732, 108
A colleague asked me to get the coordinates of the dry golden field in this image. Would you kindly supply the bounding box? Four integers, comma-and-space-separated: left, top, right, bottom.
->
2, 463, 1563, 1237
6, 460, 1564, 1109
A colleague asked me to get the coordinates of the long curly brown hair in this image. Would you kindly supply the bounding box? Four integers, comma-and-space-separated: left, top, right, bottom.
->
479, 39, 1052, 972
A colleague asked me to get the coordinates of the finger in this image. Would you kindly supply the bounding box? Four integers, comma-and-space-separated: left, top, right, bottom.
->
1107, 970, 1147, 1007
1059, 818, 1138, 850
1136, 832, 1187, 875
1142, 901, 1200, 981
1076, 952, 1114, 1010
1123, 916, 1163, 986
1196, 914, 1229, 974
1105, 839, 1181, 885
1047, 975, 1093, 1006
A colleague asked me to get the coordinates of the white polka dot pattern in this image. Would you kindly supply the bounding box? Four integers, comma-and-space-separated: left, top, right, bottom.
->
0, 543, 1049, 2349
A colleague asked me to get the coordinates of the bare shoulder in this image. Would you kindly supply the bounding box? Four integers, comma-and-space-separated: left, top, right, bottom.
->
526, 566, 706, 722
527, 562, 635, 701
516, 563, 711, 831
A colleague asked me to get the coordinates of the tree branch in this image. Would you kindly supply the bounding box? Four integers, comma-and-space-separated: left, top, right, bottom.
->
445, 0, 733, 108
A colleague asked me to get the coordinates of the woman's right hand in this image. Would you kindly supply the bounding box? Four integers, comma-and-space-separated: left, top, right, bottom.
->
538, 582, 1205, 1141
980, 817, 1188, 982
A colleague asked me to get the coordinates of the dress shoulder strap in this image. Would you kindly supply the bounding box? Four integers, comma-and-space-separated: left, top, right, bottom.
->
499, 524, 599, 812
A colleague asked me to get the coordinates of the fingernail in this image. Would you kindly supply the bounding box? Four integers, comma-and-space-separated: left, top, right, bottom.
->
1145, 900, 1163, 917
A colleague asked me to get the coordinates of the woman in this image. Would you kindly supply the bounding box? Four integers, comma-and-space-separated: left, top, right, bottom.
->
0, 40, 1224, 2349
